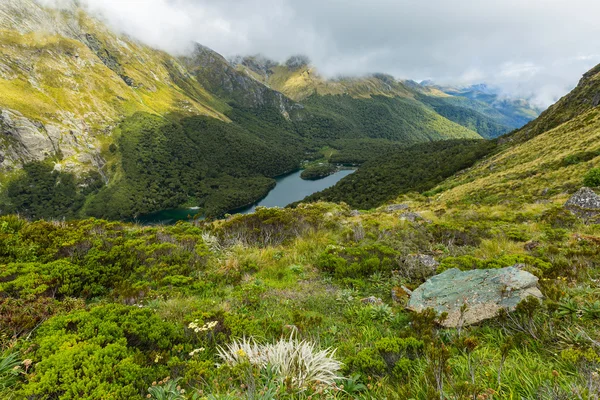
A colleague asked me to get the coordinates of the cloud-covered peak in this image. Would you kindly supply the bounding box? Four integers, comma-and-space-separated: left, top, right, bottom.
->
35, 0, 600, 107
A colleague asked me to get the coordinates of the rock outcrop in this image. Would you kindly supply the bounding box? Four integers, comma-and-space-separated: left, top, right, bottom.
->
400, 212, 429, 223
385, 204, 409, 212
407, 266, 543, 327
565, 187, 600, 223
403, 254, 439, 278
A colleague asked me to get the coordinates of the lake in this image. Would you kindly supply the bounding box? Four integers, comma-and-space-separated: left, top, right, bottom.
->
135, 169, 355, 225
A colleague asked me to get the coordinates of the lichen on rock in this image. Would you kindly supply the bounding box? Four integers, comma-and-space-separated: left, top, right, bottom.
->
407, 266, 543, 327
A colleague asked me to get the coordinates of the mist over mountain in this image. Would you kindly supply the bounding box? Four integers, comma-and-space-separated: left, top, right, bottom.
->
2, 2, 600, 400
34, 0, 600, 107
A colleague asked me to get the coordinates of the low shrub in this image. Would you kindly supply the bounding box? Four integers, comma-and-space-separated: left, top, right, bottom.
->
583, 168, 600, 187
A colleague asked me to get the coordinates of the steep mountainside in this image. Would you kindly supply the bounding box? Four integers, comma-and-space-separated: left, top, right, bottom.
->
301, 65, 599, 211
234, 55, 537, 139
0, 2, 492, 220
429, 64, 600, 206
424, 82, 542, 131
0, 0, 230, 174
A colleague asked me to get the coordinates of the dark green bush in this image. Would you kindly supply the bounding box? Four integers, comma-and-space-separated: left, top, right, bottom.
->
583, 168, 600, 187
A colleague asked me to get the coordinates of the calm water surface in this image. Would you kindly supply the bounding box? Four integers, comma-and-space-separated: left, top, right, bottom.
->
136, 169, 355, 225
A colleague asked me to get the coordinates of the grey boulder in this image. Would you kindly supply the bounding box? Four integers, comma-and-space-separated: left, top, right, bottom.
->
565, 187, 600, 223
407, 266, 543, 327
385, 204, 409, 212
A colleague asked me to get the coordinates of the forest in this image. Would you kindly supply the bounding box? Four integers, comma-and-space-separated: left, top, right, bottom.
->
302, 139, 498, 210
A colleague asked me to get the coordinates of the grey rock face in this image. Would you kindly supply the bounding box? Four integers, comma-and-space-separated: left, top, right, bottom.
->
565, 187, 600, 223
407, 266, 543, 327
385, 204, 409, 212
406, 254, 439, 273
400, 212, 429, 223
0, 108, 97, 174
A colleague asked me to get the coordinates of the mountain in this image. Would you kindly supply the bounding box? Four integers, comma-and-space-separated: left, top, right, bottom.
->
0, 2, 491, 220
2, 63, 599, 399
308, 63, 599, 210
234, 55, 539, 139
0, 0, 231, 174
423, 82, 543, 131
432, 64, 600, 205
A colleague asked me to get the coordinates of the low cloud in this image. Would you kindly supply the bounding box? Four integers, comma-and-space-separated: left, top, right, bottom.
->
37, 0, 600, 107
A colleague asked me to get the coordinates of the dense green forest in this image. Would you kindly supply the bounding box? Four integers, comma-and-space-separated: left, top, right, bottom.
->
302, 139, 498, 209
1, 96, 486, 221
300, 164, 337, 180
299, 94, 480, 142
2, 162, 104, 220
417, 95, 512, 139
84, 112, 302, 219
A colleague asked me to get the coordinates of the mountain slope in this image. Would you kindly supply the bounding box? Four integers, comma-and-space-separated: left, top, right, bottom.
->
301, 65, 600, 211
424, 82, 542, 131
0, 3, 496, 221
235, 55, 531, 139
430, 65, 600, 206
0, 0, 232, 174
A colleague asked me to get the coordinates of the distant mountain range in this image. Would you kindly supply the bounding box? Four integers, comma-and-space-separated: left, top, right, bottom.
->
232, 55, 542, 139
302, 61, 600, 209
0, 0, 540, 220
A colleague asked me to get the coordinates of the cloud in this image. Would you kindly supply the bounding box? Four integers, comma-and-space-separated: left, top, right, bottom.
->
37, 0, 600, 107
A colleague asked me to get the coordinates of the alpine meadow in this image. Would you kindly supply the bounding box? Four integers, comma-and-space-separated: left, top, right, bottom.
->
1, 1, 600, 399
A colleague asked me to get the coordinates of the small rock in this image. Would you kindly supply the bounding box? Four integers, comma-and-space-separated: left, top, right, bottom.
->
400, 212, 430, 223
565, 187, 600, 223
391, 286, 412, 303
361, 296, 383, 305
349, 210, 361, 217
524, 241, 540, 252
406, 254, 439, 273
385, 204, 409, 212
407, 266, 543, 328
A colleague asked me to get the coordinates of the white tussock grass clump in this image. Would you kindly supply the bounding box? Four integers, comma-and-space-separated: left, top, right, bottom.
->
217, 336, 342, 389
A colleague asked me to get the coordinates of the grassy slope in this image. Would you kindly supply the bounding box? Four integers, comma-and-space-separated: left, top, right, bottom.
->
0, 0, 230, 175
0, 2, 228, 124
239, 59, 538, 140
432, 66, 600, 207
236, 59, 484, 140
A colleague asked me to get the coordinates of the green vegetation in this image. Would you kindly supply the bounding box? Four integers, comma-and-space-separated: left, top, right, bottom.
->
1, 195, 600, 399
417, 95, 512, 139
2, 162, 103, 220
584, 168, 600, 187
2, 6, 600, 400
303, 139, 497, 210
299, 94, 481, 142
83, 112, 301, 219
426, 83, 541, 130
300, 164, 337, 180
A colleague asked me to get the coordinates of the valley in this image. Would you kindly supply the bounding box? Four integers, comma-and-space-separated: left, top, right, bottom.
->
1, 1, 599, 400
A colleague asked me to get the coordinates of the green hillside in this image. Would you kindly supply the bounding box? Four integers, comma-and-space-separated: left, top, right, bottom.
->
1, 4, 600, 398
430, 66, 600, 207
302, 139, 497, 209
236, 55, 537, 139
425, 83, 542, 130
0, 3, 496, 221
301, 63, 599, 214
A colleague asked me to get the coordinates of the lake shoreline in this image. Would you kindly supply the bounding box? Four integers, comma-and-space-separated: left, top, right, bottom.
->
135, 168, 356, 225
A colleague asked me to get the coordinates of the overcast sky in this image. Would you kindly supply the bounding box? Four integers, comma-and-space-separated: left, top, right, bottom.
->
41, 0, 600, 107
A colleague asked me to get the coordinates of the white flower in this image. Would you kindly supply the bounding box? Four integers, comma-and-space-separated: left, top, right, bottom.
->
189, 348, 205, 357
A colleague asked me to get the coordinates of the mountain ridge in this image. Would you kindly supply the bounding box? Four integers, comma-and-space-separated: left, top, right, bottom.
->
234, 54, 541, 139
